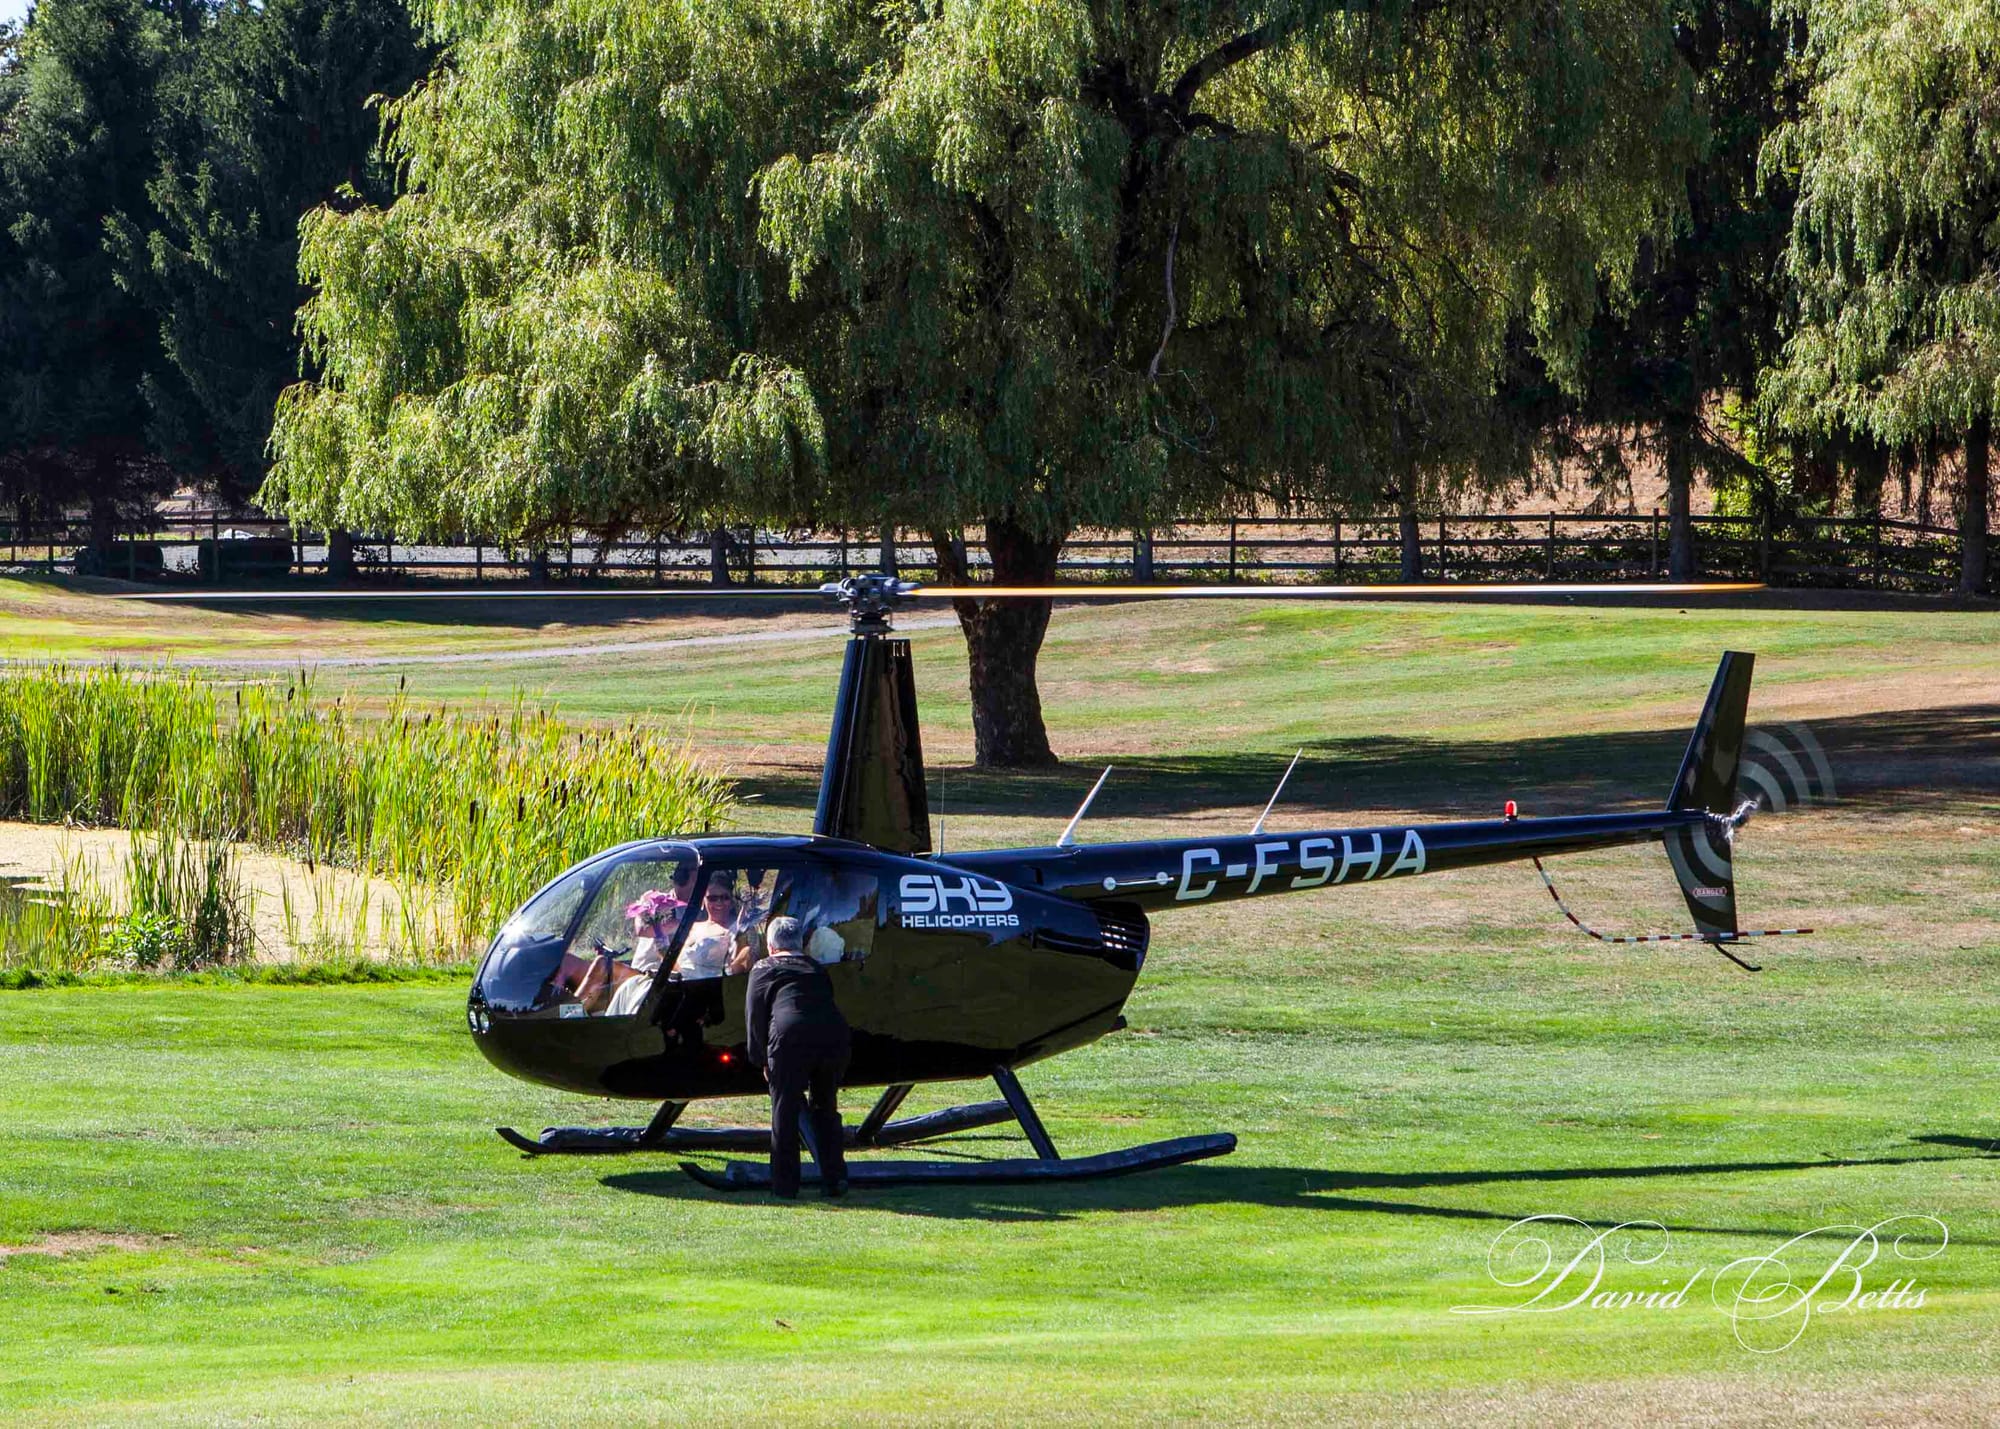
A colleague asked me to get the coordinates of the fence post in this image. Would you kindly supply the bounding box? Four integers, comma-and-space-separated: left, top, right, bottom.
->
1759, 508, 1771, 582
1650, 508, 1660, 577
1438, 516, 1448, 577
839, 529, 849, 579
1870, 518, 1882, 589
745, 527, 756, 585
210, 511, 221, 584
1227, 518, 1238, 581
1133, 529, 1154, 582
475, 541, 484, 583
1545, 513, 1556, 579
1333, 517, 1342, 577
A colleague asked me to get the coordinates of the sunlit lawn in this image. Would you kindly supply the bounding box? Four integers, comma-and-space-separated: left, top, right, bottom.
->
1, 587, 1995, 1422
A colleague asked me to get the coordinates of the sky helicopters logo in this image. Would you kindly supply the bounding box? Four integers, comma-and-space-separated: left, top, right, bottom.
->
897, 874, 1021, 931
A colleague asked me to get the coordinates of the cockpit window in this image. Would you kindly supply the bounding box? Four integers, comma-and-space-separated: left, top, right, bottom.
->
673, 868, 777, 981
506, 865, 594, 946
475, 851, 694, 1017
474, 851, 883, 1019
562, 857, 698, 1017
772, 865, 878, 965
474, 863, 600, 1013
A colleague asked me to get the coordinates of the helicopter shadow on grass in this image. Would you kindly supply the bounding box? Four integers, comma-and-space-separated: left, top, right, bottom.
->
600, 1136, 2000, 1234
733, 701, 2000, 826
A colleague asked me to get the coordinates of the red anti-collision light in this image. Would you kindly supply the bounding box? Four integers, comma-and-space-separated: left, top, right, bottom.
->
1504, 800, 1518, 820
718, 1050, 733, 1065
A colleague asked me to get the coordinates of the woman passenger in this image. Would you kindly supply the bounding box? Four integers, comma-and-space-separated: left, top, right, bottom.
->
675, 874, 759, 979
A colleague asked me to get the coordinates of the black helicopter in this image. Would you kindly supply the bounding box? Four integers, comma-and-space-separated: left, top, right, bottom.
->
449, 573, 1806, 1190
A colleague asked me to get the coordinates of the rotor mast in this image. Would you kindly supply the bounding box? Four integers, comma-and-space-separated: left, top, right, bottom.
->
812, 575, 932, 852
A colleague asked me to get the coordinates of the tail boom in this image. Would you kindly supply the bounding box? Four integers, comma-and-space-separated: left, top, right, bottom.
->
944, 808, 1705, 912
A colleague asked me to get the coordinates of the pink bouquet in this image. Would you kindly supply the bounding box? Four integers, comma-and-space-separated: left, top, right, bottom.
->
626, 889, 684, 935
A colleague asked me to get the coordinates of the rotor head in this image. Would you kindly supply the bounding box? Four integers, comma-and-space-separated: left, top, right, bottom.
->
819, 573, 920, 634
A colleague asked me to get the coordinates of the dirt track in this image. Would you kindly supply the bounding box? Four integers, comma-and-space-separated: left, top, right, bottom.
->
0, 821, 412, 960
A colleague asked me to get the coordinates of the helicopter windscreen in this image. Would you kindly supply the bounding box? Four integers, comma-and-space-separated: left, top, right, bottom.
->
474, 851, 697, 1016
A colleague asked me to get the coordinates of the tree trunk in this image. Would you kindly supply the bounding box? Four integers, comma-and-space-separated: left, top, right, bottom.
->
878, 522, 898, 576
1393, 486, 1423, 580
1962, 412, 1991, 597
1664, 416, 1696, 579
87, 481, 117, 566
940, 518, 1062, 769
326, 528, 355, 580
1845, 438, 1889, 517
708, 527, 734, 586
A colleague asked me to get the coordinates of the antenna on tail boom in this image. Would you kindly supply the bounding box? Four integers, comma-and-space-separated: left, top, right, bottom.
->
1250, 750, 1303, 835
1057, 767, 1113, 848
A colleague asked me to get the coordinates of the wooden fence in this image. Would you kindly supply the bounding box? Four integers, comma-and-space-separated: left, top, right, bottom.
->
0, 508, 1977, 593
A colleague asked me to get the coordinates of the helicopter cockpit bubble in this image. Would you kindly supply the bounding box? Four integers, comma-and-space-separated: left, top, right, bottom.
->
472, 846, 699, 1019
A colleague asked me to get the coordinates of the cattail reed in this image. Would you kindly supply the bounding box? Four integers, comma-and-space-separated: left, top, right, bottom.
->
0, 665, 733, 962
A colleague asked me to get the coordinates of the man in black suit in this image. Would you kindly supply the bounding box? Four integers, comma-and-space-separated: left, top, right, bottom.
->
746, 916, 851, 1198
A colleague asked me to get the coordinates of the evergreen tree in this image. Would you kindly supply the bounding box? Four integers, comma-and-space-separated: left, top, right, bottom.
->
1, 20, 25, 121
1761, 0, 1998, 595
266, 0, 1700, 763
0, 0, 177, 552
112, 0, 424, 504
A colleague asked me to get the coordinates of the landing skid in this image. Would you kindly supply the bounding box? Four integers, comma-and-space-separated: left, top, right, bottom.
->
691, 1065, 1234, 1191
497, 1091, 1016, 1156
497, 1066, 1238, 1188
681, 1133, 1236, 1190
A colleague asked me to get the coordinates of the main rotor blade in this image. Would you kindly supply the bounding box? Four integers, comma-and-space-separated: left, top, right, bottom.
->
110, 580, 1765, 603
110, 587, 821, 602
912, 582, 1767, 598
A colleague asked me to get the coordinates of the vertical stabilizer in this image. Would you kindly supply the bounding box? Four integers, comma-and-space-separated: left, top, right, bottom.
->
1663, 652, 1754, 939
1668, 652, 1754, 813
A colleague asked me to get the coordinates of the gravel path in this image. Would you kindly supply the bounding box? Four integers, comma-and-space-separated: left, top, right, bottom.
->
30, 614, 964, 672
0, 821, 414, 960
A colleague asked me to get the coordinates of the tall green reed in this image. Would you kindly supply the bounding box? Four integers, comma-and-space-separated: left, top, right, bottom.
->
0, 847, 112, 975
0, 665, 733, 960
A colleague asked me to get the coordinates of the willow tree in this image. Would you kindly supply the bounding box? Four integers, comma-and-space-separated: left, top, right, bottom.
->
268, 0, 1698, 765
1545, 0, 1792, 577
1761, 0, 1998, 595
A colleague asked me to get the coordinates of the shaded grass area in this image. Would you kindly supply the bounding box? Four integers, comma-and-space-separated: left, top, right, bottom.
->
295, 593, 2000, 787
1, 591, 1995, 1421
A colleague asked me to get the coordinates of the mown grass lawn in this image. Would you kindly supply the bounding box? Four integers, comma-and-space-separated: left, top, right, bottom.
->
1, 589, 1995, 1423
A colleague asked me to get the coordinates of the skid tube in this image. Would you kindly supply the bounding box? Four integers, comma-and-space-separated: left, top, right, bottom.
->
679, 1065, 1237, 1191
496, 1088, 1016, 1156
